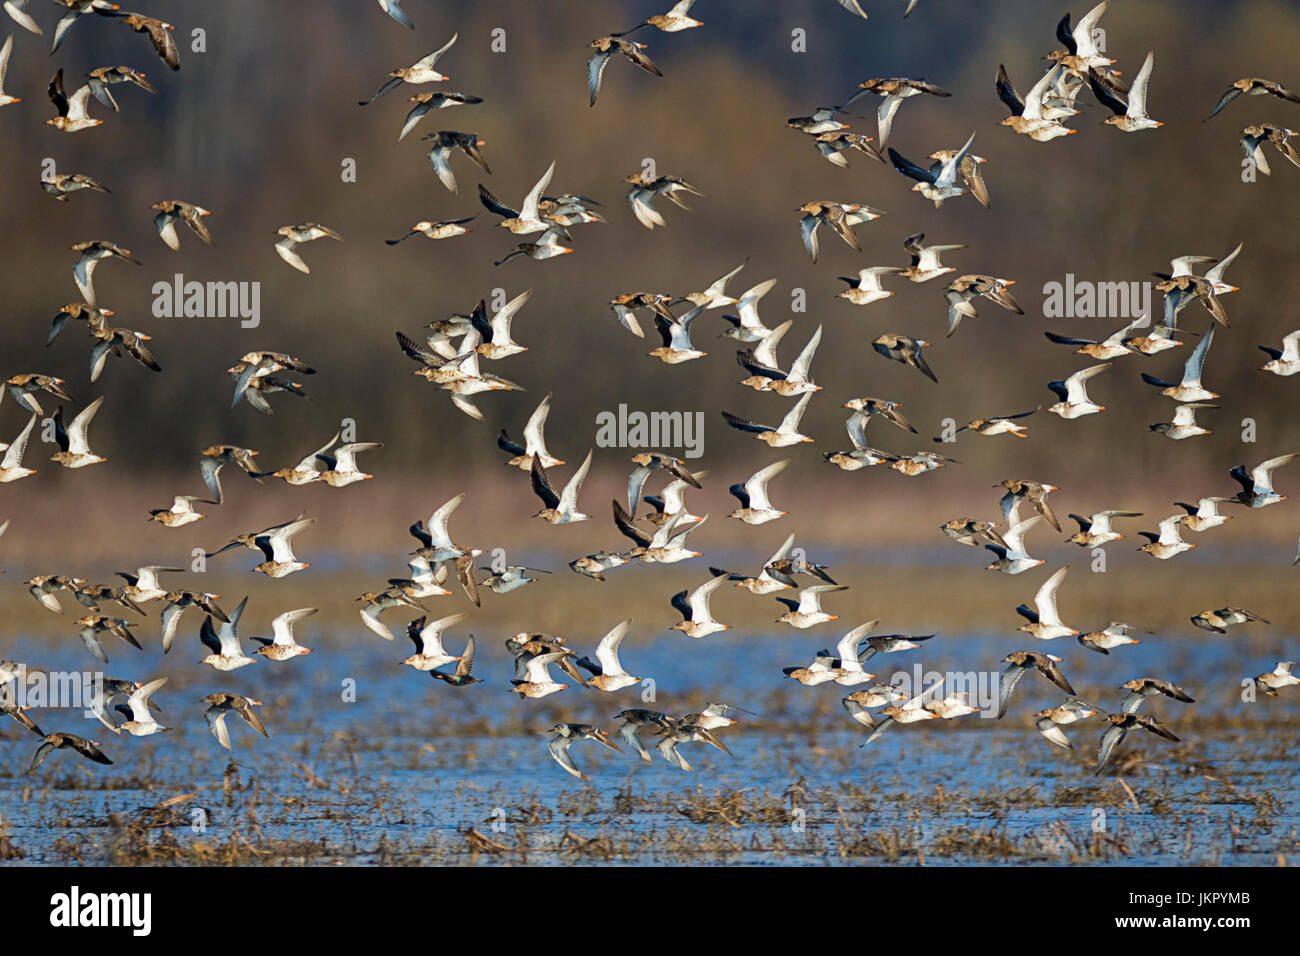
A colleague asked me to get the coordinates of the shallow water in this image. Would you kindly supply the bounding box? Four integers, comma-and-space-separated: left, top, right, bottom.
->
1, 611, 1295, 866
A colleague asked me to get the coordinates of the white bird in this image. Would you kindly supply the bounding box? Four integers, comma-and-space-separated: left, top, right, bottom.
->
199, 597, 256, 671
375, 0, 415, 29
50, 396, 106, 468
251, 607, 317, 660
670, 573, 731, 638
720, 278, 779, 343
499, 392, 563, 470
1260, 329, 1300, 377
0, 413, 37, 482
1140, 324, 1219, 402
117, 677, 168, 737
1094, 51, 1163, 131
1150, 403, 1216, 440
482, 162, 554, 235
776, 584, 846, 629
1138, 514, 1197, 559
1015, 566, 1077, 639
247, 516, 315, 578
1231, 452, 1300, 509
677, 260, 746, 310
402, 613, 467, 670
584, 619, 641, 691
530, 449, 593, 523
1046, 363, 1110, 419
832, 622, 879, 686
727, 459, 788, 525
721, 392, 815, 447
511, 650, 568, 699
1175, 497, 1236, 532
837, 266, 902, 307
984, 514, 1045, 575
0, 33, 19, 107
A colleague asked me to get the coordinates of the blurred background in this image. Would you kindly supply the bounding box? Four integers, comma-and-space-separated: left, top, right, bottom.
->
1, 0, 1299, 610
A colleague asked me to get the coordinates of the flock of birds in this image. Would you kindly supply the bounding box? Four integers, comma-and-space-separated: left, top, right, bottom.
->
0, 0, 1298, 784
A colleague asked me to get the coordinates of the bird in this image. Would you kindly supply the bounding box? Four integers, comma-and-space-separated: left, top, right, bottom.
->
944, 409, 1036, 441
670, 572, 732, 638
872, 334, 937, 383
48, 1, 121, 53
4, 373, 71, 415
1175, 497, 1236, 533
901, 233, 967, 284
776, 584, 847, 629
547, 723, 621, 779
1119, 678, 1195, 714
4, 1, 40, 36
478, 564, 548, 595
498, 392, 564, 470
1091, 52, 1163, 131
45, 68, 102, 131
718, 278, 779, 342
49, 397, 106, 468
843, 77, 951, 148
1137, 514, 1197, 560
998, 480, 1061, 531
1140, 325, 1219, 402
358, 33, 458, 105
530, 450, 593, 523
375, 0, 414, 29
625, 173, 702, 230
429, 635, 483, 686
359, 588, 425, 642
654, 716, 731, 772
26, 733, 112, 774
588, 36, 662, 106
198, 445, 261, 505
614, 709, 669, 762
618, 507, 708, 564
250, 607, 317, 661
727, 460, 788, 524
89, 323, 161, 383
199, 598, 256, 671
201, 693, 268, 751
151, 200, 213, 250
626, 454, 702, 520
1149, 402, 1217, 440
116, 677, 168, 736
119, 14, 180, 70
984, 514, 1045, 575
941, 517, 999, 548
1067, 510, 1142, 547
1190, 607, 1269, 635
623, 0, 702, 33
159, 591, 228, 653
1078, 622, 1144, 655
1229, 452, 1300, 508
397, 91, 484, 142
493, 225, 573, 266
996, 63, 1077, 141
928, 146, 991, 207
116, 565, 181, 605
943, 274, 1022, 337
402, 613, 468, 671
253, 432, 338, 485
570, 550, 630, 582
649, 305, 707, 364
1259, 330, 1300, 376
582, 619, 641, 692
73, 614, 141, 663
886, 131, 978, 206
70, 240, 138, 305
42, 172, 110, 200
998, 651, 1075, 719
1015, 566, 1077, 640
721, 393, 815, 446
274, 223, 342, 274
1096, 713, 1179, 774
1206, 77, 1300, 121
423, 131, 490, 194
511, 651, 569, 699
1046, 363, 1110, 419
252, 515, 316, 577
86, 65, 155, 111
796, 201, 883, 263
1044, 316, 1147, 360
477, 162, 562, 235
837, 266, 903, 307
316, 442, 383, 487
1034, 699, 1100, 750
1252, 662, 1299, 697
147, 495, 209, 529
